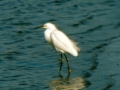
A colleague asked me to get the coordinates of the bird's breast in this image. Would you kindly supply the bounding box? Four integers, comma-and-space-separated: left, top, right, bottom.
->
44, 30, 53, 45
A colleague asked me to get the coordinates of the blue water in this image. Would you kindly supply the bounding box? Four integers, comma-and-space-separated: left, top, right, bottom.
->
0, 0, 120, 90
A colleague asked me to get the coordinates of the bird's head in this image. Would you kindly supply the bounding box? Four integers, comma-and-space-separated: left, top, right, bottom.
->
42, 23, 57, 30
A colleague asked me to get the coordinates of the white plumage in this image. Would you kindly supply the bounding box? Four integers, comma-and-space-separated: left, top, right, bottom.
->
43, 23, 80, 56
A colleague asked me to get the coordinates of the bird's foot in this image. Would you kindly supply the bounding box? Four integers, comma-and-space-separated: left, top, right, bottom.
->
68, 69, 72, 73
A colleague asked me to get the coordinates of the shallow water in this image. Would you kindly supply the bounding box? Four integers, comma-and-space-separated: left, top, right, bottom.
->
0, 0, 120, 90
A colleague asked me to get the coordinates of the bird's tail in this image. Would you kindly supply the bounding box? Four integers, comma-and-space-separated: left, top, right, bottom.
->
71, 40, 80, 56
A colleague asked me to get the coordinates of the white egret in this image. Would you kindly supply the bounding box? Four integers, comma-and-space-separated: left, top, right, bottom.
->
42, 23, 80, 72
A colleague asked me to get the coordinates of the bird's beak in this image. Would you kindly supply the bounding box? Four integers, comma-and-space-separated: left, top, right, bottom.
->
34, 25, 45, 29
42, 25, 46, 28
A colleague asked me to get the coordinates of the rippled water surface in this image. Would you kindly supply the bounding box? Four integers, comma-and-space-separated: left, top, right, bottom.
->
0, 0, 120, 90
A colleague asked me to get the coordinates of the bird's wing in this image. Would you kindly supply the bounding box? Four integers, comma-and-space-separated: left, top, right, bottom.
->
50, 30, 74, 53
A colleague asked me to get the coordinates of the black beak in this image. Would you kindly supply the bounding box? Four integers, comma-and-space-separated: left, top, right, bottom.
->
34, 25, 43, 29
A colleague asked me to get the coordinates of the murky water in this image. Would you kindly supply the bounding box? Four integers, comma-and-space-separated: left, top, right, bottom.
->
0, 0, 120, 90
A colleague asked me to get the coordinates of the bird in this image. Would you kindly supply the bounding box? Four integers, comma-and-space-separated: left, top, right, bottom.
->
42, 23, 80, 72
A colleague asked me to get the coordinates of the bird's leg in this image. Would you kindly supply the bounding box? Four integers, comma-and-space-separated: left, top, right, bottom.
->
64, 54, 72, 73
59, 53, 63, 72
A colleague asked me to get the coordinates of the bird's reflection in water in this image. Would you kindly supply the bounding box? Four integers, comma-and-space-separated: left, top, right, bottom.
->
49, 72, 85, 90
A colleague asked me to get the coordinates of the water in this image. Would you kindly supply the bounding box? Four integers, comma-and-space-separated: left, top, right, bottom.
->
0, 0, 120, 90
